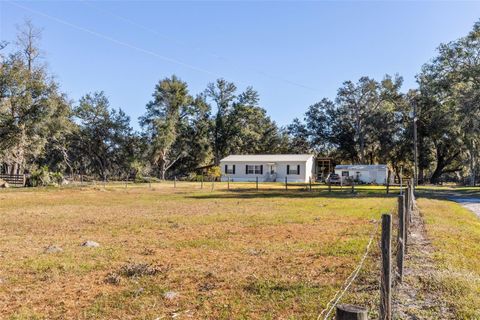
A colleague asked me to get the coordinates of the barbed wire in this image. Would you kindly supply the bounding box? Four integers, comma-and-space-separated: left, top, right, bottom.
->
317, 218, 381, 320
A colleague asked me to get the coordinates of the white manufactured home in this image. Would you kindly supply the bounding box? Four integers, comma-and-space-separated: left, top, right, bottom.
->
220, 154, 315, 183
334, 164, 389, 184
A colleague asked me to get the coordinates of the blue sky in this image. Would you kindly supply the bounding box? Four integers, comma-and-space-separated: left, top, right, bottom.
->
1, 1, 479, 130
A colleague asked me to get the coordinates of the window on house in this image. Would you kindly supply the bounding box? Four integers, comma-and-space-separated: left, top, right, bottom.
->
225, 164, 235, 174
246, 165, 262, 174
341, 171, 349, 177
287, 165, 300, 175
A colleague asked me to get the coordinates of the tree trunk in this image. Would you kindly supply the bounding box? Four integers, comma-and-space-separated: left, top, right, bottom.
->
430, 163, 445, 184
160, 159, 166, 180
469, 148, 477, 186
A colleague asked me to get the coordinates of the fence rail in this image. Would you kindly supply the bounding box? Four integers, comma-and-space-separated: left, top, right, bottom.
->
0, 174, 26, 187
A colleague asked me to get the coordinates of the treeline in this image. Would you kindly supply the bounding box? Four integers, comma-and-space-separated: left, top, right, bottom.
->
1, 20, 479, 184
0, 21, 289, 182
287, 21, 480, 184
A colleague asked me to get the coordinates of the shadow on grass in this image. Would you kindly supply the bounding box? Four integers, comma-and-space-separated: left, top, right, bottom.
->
415, 187, 480, 201
187, 185, 480, 201
187, 188, 395, 200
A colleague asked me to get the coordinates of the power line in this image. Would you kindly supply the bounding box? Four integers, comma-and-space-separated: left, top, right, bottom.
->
7, 1, 226, 79
79, 0, 318, 92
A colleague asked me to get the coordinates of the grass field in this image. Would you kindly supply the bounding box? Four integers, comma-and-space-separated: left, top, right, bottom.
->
2, 182, 479, 319
418, 197, 480, 319
0, 182, 395, 320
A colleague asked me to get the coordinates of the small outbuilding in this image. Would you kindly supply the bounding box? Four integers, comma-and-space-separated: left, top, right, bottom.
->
334, 164, 389, 184
220, 154, 315, 183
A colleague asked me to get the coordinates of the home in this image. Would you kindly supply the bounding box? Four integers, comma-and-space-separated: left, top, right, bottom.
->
334, 164, 389, 184
220, 154, 315, 183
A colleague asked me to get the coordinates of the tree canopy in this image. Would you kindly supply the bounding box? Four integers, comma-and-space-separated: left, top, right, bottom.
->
2, 19, 480, 184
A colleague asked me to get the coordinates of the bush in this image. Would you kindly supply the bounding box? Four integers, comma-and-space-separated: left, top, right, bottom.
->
207, 166, 221, 180
135, 176, 161, 183
50, 172, 64, 185
27, 166, 64, 187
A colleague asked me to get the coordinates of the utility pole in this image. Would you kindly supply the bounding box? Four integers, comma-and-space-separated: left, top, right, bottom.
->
412, 99, 419, 188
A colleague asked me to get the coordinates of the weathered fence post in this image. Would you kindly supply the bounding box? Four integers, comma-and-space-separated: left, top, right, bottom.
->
399, 167, 403, 195
227, 177, 230, 190
211, 179, 214, 191
410, 178, 415, 220
256, 176, 259, 191
309, 177, 312, 192
149, 178, 152, 189
411, 177, 415, 198
285, 176, 288, 190
336, 304, 368, 320
103, 177, 106, 189
380, 213, 392, 320
124, 177, 127, 189
396, 195, 405, 283
174, 176, 177, 188
386, 170, 391, 195
328, 180, 332, 193
81, 174, 83, 186
404, 183, 410, 249
201, 175, 204, 189
351, 180, 355, 194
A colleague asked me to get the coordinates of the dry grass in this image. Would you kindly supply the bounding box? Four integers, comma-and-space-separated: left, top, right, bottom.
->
418, 197, 480, 319
0, 182, 395, 319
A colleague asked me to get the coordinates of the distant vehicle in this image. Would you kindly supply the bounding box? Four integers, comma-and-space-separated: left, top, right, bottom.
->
326, 173, 342, 185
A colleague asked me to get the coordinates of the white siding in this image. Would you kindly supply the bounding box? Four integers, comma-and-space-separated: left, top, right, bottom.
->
220, 156, 314, 183
334, 167, 388, 184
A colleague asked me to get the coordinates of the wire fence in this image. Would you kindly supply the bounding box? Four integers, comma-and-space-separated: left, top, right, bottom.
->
317, 218, 381, 320
320, 179, 417, 320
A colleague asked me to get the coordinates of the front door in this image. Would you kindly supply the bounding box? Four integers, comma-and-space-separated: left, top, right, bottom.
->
270, 165, 276, 174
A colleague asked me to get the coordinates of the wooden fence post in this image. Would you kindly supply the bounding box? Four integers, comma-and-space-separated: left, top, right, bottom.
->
328, 181, 332, 193
351, 180, 355, 194
380, 213, 392, 320
336, 304, 368, 320
228, 177, 230, 190
404, 183, 410, 249
201, 175, 204, 189
285, 176, 288, 190
399, 167, 403, 196
256, 176, 259, 191
386, 170, 391, 195
309, 177, 312, 191
396, 195, 405, 283
211, 179, 214, 191
410, 179, 415, 220
103, 177, 106, 189
174, 176, 176, 188
149, 179, 152, 189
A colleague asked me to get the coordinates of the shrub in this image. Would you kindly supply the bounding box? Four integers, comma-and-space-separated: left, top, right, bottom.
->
27, 166, 64, 187
207, 166, 221, 180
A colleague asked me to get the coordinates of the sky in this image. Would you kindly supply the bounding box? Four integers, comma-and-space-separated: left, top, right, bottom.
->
1, 1, 480, 130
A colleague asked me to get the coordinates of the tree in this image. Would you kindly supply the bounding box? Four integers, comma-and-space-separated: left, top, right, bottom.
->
285, 118, 311, 153
72, 92, 133, 179
0, 20, 72, 175
140, 75, 192, 179
414, 21, 480, 183
206, 79, 237, 164
169, 94, 213, 176
16, 19, 42, 72
336, 77, 380, 163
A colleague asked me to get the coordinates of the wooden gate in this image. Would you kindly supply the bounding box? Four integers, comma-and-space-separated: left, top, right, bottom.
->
0, 174, 26, 187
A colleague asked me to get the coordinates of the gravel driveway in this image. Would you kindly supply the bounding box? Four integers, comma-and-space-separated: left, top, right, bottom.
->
450, 198, 480, 219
